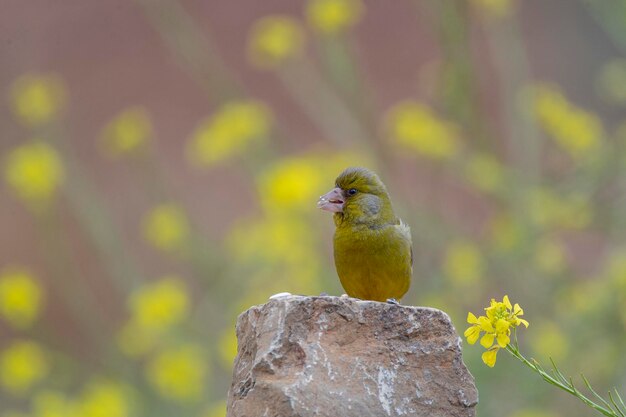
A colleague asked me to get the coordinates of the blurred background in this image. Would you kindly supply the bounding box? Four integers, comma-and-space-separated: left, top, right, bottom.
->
1, 0, 626, 416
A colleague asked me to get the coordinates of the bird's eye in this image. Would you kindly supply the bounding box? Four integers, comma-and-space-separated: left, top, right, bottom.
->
348, 188, 358, 196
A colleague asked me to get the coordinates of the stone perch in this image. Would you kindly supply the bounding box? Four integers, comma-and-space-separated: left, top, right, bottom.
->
227, 295, 478, 417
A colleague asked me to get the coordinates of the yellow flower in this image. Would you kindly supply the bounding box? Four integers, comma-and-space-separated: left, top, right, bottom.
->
606, 250, 626, 290
100, 106, 152, 157
443, 240, 483, 284
79, 380, 131, 417
533, 238, 566, 275
187, 100, 272, 166
0, 267, 43, 329
129, 277, 189, 333
142, 204, 190, 252
385, 101, 459, 160
228, 214, 315, 268
464, 153, 504, 193
533, 84, 603, 160
32, 390, 76, 417
146, 344, 208, 402
465, 295, 528, 367
0, 340, 49, 395
470, 0, 515, 19
306, 0, 364, 34
4, 141, 65, 209
257, 156, 325, 212
481, 347, 499, 368
227, 214, 321, 296
247, 16, 305, 68
10, 73, 66, 127
557, 279, 605, 316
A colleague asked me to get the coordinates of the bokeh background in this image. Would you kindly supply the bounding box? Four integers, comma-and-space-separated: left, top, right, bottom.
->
1, 0, 626, 416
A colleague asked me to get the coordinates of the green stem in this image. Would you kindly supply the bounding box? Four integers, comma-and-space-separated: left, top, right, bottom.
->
505, 341, 624, 417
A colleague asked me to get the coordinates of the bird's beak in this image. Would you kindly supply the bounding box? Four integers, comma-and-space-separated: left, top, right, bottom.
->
317, 187, 344, 212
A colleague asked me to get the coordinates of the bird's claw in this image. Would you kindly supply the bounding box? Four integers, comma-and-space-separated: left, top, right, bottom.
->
386, 298, 399, 305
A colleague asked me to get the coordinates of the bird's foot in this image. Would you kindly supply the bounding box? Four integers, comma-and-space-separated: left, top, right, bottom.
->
386, 298, 399, 305
340, 293, 349, 298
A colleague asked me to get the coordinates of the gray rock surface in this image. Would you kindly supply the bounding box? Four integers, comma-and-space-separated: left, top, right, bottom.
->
227, 295, 478, 417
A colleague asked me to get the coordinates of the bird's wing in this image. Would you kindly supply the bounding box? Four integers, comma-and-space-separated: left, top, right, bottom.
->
397, 219, 413, 267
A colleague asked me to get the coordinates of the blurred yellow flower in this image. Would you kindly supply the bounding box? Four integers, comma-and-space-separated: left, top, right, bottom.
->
257, 156, 324, 212
202, 401, 226, 417
228, 215, 313, 268
0, 267, 43, 329
533, 238, 566, 275
533, 84, 603, 160
4, 141, 65, 208
79, 380, 131, 417
187, 100, 272, 166
306, 0, 364, 34
529, 321, 568, 362
0, 340, 49, 395
218, 328, 238, 369
443, 240, 484, 284
146, 344, 207, 402
597, 58, 626, 104
606, 250, 626, 290
32, 390, 76, 417
247, 16, 305, 68
142, 204, 190, 252
464, 153, 504, 193
488, 212, 524, 252
470, 0, 514, 19
10, 73, 66, 127
100, 106, 152, 157
386, 101, 459, 160
528, 188, 592, 230
129, 277, 189, 333
557, 279, 605, 316
228, 215, 321, 296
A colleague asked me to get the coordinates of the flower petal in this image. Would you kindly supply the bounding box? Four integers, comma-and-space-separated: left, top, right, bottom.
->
480, 333, 495, 348
467, 312, 479, 324
517, 318, 529, 328
482, 348, 499, 367
478, 316, 495, 332
496, 332, 510, 347
496, 318, 509, 333
513, 303, 523, 315
503, 295, 512, 310
464, 326, 481, 345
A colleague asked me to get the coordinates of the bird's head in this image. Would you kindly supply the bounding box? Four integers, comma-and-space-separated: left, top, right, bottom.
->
317, 167, 397, 226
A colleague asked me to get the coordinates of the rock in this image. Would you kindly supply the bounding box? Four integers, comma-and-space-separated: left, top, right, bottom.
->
227, 295, 478, 417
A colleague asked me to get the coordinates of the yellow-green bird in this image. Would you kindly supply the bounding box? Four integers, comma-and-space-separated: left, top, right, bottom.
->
317, 167, 412, 302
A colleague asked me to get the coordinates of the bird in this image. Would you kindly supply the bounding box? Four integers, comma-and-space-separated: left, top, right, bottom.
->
317, 167, 412, 302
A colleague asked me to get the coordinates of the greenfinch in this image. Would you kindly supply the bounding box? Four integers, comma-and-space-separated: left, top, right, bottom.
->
318, 167, 412, 302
